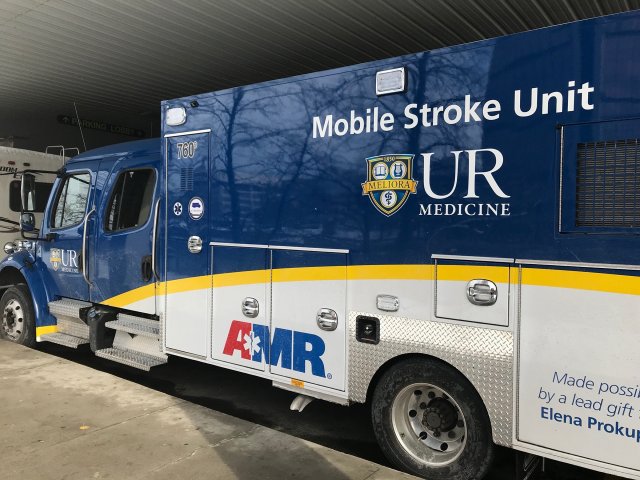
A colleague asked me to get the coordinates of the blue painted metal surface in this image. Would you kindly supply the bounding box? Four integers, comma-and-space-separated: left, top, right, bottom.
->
160, 11, 640, 268
164, 132, 210, 288
89, 145, 160, 312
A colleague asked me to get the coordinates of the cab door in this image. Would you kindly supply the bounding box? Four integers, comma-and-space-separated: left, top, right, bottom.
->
39, 165, 96, 301
90, 155, 159, 314
164, 131, 210, 357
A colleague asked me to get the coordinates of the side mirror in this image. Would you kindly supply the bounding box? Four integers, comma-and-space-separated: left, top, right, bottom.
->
20, 213, 35, 232
21, 173, 37, 212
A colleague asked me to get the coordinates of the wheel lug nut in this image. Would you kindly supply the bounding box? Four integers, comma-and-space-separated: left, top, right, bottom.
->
409, 410, 417, 418
419, 431, 428, 440
448, 431, 456, 439
440, 443, 448, 451
419, 402, 427, 409
427, 391, 435, 399
414, 390, 422, 396
433, 430, 440, 438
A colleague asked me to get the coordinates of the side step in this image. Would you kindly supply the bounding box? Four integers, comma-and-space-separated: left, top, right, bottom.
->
97, 314, 167, 371
48, 298, 92, 319
105, 314, 160, 338
39, 332, 89, 348
95, 348, 167, 372
41, 298, 93, 346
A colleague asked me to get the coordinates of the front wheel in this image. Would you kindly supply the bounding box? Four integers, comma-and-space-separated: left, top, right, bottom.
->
372, 358, 494, 480
0, 285, 35, 347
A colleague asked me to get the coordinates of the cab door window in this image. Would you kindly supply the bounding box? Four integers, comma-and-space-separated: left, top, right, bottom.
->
51, 173, 91, 229
105, 169, 155, 232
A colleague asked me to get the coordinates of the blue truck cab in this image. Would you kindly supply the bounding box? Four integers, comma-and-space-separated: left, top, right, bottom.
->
2, 11, 640, 480
0, 139, 162, 351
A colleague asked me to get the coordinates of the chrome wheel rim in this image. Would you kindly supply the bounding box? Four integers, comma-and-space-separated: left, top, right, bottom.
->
2, 298, 24, 341
391, 383, 467, 466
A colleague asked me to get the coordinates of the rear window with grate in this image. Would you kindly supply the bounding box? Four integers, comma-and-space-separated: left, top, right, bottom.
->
575, 139, 640, 228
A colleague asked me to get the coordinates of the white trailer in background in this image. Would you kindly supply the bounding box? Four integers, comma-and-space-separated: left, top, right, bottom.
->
0, 147, 66, 259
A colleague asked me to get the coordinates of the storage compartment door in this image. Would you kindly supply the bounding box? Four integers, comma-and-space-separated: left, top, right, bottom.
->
270, 249, 346, 391
211, 245, 269, 372
435, 259, 511, 327
518, 264, 640, 469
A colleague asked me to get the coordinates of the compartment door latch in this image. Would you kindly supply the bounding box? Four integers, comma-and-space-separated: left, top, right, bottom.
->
467, 279, 498, 306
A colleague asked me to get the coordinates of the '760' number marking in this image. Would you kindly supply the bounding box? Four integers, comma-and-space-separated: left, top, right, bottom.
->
177, 141, 197, 159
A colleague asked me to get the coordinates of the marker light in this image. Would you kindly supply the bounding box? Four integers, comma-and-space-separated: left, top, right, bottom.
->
166, 107, 187, 126
376, 67, 406, 96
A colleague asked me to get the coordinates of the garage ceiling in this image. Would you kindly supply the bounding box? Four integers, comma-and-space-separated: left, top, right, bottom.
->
1, 0, 639, 121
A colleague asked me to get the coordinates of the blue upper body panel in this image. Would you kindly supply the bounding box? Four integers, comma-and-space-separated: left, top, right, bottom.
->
67, 138, 159, 165
161, 11, 640, 267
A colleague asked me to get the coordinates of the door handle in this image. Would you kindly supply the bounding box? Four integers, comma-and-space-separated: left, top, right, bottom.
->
141, 255, 153, 282
151, 198, 160, 280
316, 308, 338, 331
188, 236, 202, 253
467, 279, 498, 306
81, 208, 95, 286
242, 297, 259, 318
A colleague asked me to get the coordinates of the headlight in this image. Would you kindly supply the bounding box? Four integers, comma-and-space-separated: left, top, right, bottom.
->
3, 242, 16, 254
15, 240, 33, 250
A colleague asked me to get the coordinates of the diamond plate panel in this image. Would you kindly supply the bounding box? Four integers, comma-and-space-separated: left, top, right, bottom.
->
48, 298, 91, 318
107, 314, 160, 338
113, 330, 166, 361
57, 317, 89, 339
348, 312, 514, 447
39, 332, 88, 348
95, 348, 167, 371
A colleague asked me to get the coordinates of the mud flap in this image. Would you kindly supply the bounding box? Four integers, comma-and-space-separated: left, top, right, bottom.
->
88, 309, 117, 352
515, 452, 543, 480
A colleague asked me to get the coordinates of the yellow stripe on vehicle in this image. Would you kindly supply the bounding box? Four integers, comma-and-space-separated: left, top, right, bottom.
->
99, 263, 640, 309
213, 270, 268, 287
272, 266, 346, 283
101, 282, 157, 308
347, 264, 432, 280
165, 275, 211, 294
36, 325, 58, 336
521, 268, 640, 296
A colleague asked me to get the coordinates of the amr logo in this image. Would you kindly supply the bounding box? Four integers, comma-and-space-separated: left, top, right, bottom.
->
222, 320, 327, 377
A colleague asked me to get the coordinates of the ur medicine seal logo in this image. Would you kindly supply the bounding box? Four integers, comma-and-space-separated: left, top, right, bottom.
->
50, 248, 61, 271
362, 154, 418, 216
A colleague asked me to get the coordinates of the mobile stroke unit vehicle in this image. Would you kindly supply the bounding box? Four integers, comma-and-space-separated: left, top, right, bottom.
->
1, 11, 640, 480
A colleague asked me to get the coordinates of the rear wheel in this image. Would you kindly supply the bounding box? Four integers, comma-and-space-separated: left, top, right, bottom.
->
0, 285, 35, 347
372, 358, 494, 480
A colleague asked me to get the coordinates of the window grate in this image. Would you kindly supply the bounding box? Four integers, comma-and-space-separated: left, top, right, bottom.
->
576, 139, 640, 228
180, 167, 194, 191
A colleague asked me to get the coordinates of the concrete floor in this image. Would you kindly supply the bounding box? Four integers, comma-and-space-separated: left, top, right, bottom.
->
0, 340, 416, 480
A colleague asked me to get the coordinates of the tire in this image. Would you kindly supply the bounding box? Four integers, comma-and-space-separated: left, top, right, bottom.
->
0, 285, 36, 347
372, 358, 494, 480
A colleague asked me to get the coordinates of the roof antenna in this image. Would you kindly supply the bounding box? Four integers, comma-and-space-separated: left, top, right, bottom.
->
73, 101, 87, 151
